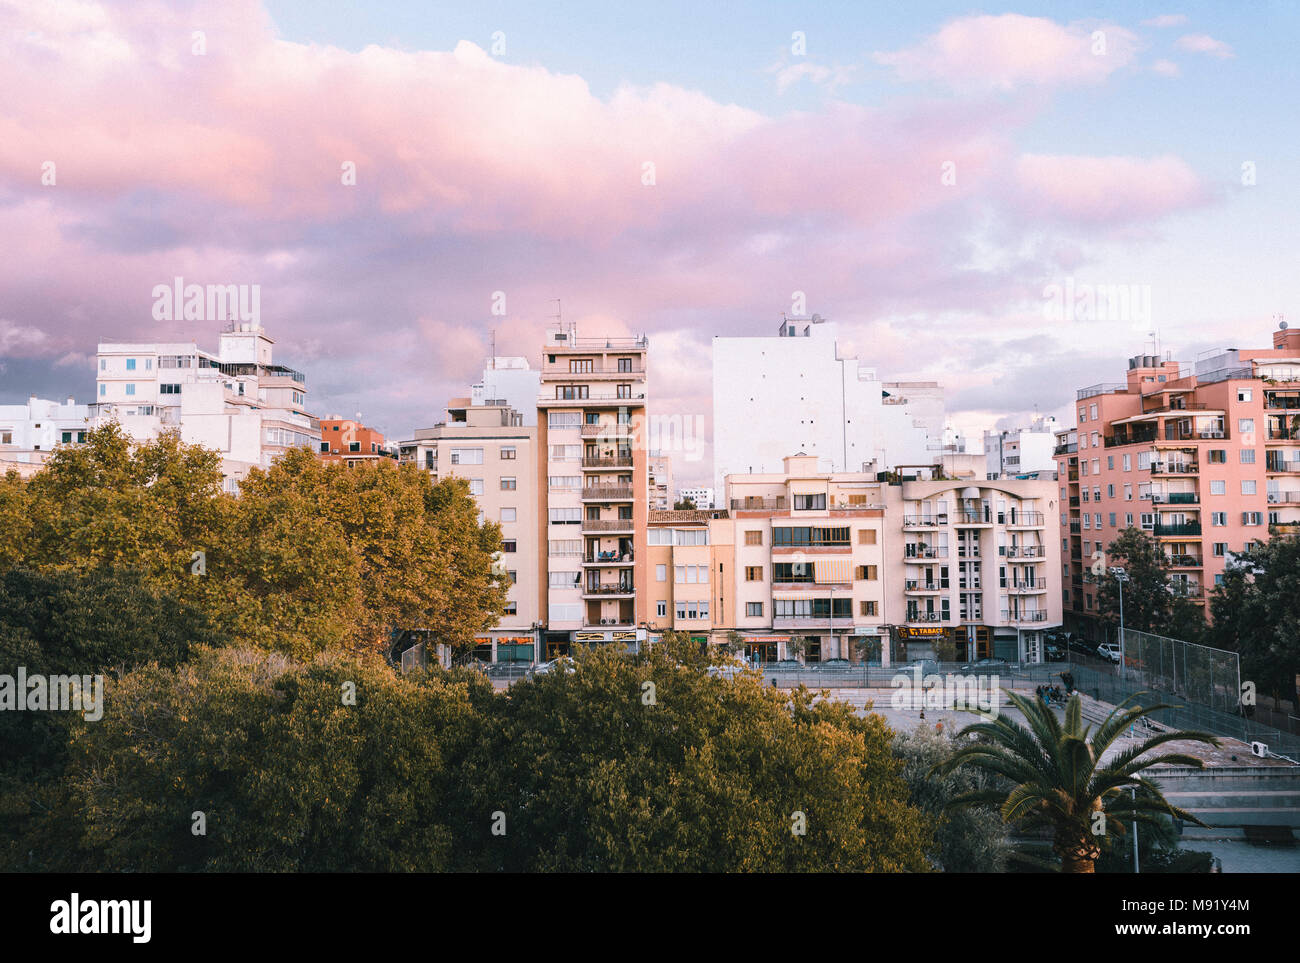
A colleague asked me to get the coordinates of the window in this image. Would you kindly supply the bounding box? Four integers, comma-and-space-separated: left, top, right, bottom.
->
99, 384, 106, 397
320, 442, 330, 453
99, 359, 106, 370
616, 384, 632, 399
501, 508, 516, 522
468, 479, 484, 496
550, 445, 581, 462
1210, 512, 1226, 526
1240, 449, 1256, 464
1109, 513, 1117, 527
860, 600, 877, 617
126, 358, 136, 370
746, 602, 763, 617
657, 601, 667, 618
1213, 543, 1227, 557
772, 526, 849, 546
1241, 480, 1257, 495
856, 565, 878, 581
501, 539, 517, 553
1079, 408, 1087, 423
1123, 454, 1131, 471
451, 448, 483, 465
1239, 418, 1254, 434
793, 492, 826, 510
858, 529, 877, 544
125, 384, 135, 396
507, 571, 517, 584
159, 383, 181, 394
1238, 388, 1252, 403
550, 539, 581, 556
548, 412, 581, 429
745, 566, 763, 581
549, 508, 581, 524
618, 357, 633, 372
745, 530, 763, 545
1125, 513, 1133, 526
556, 385, 589, 400
1242, 512, 1263, 526
1210, 480, 1226, 495
569, 359, 593, 373
1090, 403, 1098, 420
349, 442, 361, 452
1107, 484, 1115, 498
1107, 456, 1113, 470
549, 475, 580, 489
656, 564, 666, 582
501, 476, 516, 490
1208, 449, 1226, 464
500, 446, 516, 460
549, 571, 580, 587
1124, 484, 1132, 501
1140, 513, 1154, 530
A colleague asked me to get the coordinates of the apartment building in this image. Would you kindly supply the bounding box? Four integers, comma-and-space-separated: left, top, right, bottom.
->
317, 415, 394, 466
704, 454, 1061, 664
648, 449, 673, 510
712, 316, 946, 493
985, 415, 1060, 479
677, 487, 715, 509
93, 321, 318, 492
398, 400, 540, 661
536, 325, 650, 658
1056, 322, 1300, 637
0, 396, 91, 478
645, 508, 733, 646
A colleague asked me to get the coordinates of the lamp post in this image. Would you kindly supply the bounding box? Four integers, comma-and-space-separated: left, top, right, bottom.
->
1109, 566, 1129, 681
1130, 785, 1140, 874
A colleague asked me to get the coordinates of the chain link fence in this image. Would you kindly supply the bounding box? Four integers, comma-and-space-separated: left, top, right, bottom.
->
1119, 628, 1241, 715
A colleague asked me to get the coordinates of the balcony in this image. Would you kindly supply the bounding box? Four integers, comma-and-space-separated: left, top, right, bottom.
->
1266, 454, 1300, 473
1069, 522, 1081, 534
582, 518, 634, 533
1150, 462, 1198, 475
582, 584, 635, 598
730, 497, 788, 511
1164, 425, 1226, 442
1006, 579, 1047, 593
954, 511, 992, 526
904, 580, 944, 593
1005, 545, 1046, 558
903, 547, 948, 560
580, 485, 634, 501
904, 612, 943, 624
582, 454, 634, 469
1068, 496, 1079, 507
1004, 512, 1045, 527
581, 422, 635, 437
903, 515, 947, 528
1151, 492, 1199, 505
1001, 611, 1048, 623
1154, 522, 1202, 537
1169, 584, 1204, 600
773, 614, 855, 630
1078, 383, 1125, 401
1267, 491, 1300, 504
1167, 553, 1203, 568
583, 552, 633, 565
1054, 442, 1078, 455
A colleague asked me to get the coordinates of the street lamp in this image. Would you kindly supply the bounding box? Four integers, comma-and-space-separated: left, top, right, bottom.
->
1109, 566, 1129, 681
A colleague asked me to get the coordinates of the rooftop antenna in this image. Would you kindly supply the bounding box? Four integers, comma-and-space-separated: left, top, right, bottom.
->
490, 329, 496, 369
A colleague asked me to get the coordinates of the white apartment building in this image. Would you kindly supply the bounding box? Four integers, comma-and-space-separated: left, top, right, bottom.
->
93, 322, 318, 491
712, 317, 946, 494
678, 487, 715, 509
471, 357, 541, 426
985, 415, 1060, 479
0, 396, 92, 477
648, 450, 673, 510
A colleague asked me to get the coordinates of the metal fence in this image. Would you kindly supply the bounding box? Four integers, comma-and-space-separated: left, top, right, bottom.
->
757, 661, 1069, 689
1071, 663, 1300, 761
1119, 628, 1240, 715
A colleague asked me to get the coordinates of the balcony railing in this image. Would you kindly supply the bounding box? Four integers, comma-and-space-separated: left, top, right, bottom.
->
1266, 455, 1300, 473
582, 584, 635, 596
1005, 545, 1046, 558
1001, 611, 1048, 623
1266, 491, 1300, 504
582, 455, 634, 468
1151, 492, 1198, 505
1006, 579, 1046, 592
581, 423, 635, 436
730, 497, 788, 511
954, 511, 991, 524
582, 519, 634, 532
1154, 522, 1202, 537
1004, 512, 1045, 526
903, 547, 948, 559
1167, 554, 1203, 568
584, 552, 633, 564
1078, 383, 1125, 401
581, 485, 634, 500
903, 515, 946, 527
904, 612, 943, 623
904, 580, 944, 592
1151, 462, 1198, 475
1054, 443, 1077, 455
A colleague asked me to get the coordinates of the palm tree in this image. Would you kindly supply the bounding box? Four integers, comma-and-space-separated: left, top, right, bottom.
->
934, 691, 1220, 873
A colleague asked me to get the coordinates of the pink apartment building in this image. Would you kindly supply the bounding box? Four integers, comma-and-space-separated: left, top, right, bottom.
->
1056, 322, 1300, 637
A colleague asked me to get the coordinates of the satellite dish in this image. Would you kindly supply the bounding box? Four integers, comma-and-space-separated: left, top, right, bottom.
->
1282, 320, 1290, 330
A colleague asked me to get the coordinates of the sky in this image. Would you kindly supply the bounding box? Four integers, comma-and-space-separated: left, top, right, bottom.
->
1, 0, 1297, 487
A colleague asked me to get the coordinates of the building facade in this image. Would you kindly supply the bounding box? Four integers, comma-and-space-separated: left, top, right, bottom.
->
1056, 323, 1300, 638
0, 396, 91, 478
93, 321, 318, 492
677, 486, 715, 509
985, 415, 1060, 479
536, 325, 650, 657
712, 316, 946, 493
318, 416, 394, 466
648, 449, 673, 510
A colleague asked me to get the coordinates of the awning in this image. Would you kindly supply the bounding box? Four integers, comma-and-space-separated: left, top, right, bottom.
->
814, 559, 851, 583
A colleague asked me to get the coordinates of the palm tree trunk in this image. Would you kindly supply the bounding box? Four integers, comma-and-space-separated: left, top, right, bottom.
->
1055, 834, 1100, 873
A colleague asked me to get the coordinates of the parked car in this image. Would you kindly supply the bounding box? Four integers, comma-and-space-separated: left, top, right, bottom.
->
1068, 638, 1100, 659
528, 657, 575, 677
817, 658, 851, 670
960, 657, 1009, 674
1097, 643, 1122, 665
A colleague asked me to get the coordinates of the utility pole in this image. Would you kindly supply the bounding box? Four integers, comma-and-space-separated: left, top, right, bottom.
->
1109, 565, 1129, 681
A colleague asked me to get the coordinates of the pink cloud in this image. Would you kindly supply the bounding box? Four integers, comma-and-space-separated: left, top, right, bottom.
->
1176, 33, 1234, 58
874, 14, 1139, 91
1013, 154, 1207, 223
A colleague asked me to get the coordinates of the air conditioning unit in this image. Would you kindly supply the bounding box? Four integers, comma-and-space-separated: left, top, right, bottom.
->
1251, 741, 1268, 758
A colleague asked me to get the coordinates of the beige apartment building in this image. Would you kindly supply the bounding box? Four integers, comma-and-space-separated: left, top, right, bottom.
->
674, 454, 1063, 664
398, 399, 540, 663
648, 450, 674, 510
536, 325, 650, 658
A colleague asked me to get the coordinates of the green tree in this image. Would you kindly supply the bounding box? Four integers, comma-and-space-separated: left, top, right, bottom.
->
893, 723, 1011, 872
459, 639, 932, 872
1097, 527, 1176, 635
673, 497, 697, 510
1208, 537, 1300, 704
936, 692, 1218, 873
49, 647, 494, 872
